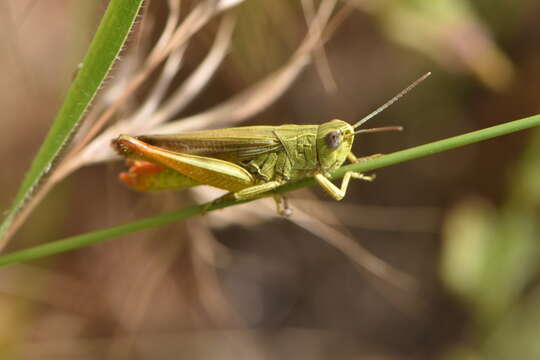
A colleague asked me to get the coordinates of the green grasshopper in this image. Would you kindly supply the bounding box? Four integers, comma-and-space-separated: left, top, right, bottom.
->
112, 73, 430, 214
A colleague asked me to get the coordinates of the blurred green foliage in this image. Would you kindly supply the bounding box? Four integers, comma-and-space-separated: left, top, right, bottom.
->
2, 0, 540, 359
442, 128, 540, 358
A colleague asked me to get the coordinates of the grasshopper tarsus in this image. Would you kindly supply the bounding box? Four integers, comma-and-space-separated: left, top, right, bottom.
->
354, 173, 376, 182
273, 194, 293, 217
347, 152, 384, 164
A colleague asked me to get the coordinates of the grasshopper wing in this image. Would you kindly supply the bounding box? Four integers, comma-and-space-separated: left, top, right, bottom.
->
137, 126, 284, 162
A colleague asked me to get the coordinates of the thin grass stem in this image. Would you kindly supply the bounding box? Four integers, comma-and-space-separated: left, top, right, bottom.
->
0, 114, 538, 267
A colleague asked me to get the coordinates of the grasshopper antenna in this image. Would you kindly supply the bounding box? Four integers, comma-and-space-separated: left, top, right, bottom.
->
353, 72, 431, 129
354, 126, 403, 135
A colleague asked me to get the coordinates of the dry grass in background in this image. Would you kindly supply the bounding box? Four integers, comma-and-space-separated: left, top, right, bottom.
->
1, 0, 540, 359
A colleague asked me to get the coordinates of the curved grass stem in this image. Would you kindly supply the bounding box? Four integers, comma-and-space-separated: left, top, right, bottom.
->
0, 0, 145, 249
0, 114, 539, 267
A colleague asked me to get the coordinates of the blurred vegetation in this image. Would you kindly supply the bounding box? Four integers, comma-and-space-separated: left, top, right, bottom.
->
0, 0, 144, 247
1, 0, 540, 359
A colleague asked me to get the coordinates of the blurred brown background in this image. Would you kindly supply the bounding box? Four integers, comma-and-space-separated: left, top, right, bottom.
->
1, 0, 540, 359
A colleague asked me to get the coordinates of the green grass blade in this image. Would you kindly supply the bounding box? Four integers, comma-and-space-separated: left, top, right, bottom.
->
0, 114, 538, 266
0, 0, 144, 245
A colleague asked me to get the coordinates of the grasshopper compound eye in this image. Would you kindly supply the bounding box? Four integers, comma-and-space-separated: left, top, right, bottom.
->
325, 130, 341, 150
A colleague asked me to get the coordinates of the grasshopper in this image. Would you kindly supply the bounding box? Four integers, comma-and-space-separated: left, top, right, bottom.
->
112, 73, 430, 214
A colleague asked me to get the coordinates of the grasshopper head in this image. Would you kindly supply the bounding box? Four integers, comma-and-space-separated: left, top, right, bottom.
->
316, 119, 355, 175
314, 74, 432, 175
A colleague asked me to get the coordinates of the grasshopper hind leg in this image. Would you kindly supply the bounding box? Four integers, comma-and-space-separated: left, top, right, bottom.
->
119, 160, 200, 192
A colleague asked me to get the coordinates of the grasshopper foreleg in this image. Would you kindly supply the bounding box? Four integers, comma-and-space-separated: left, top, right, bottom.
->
314, 171, 374, 201
347, 152, 383, 164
